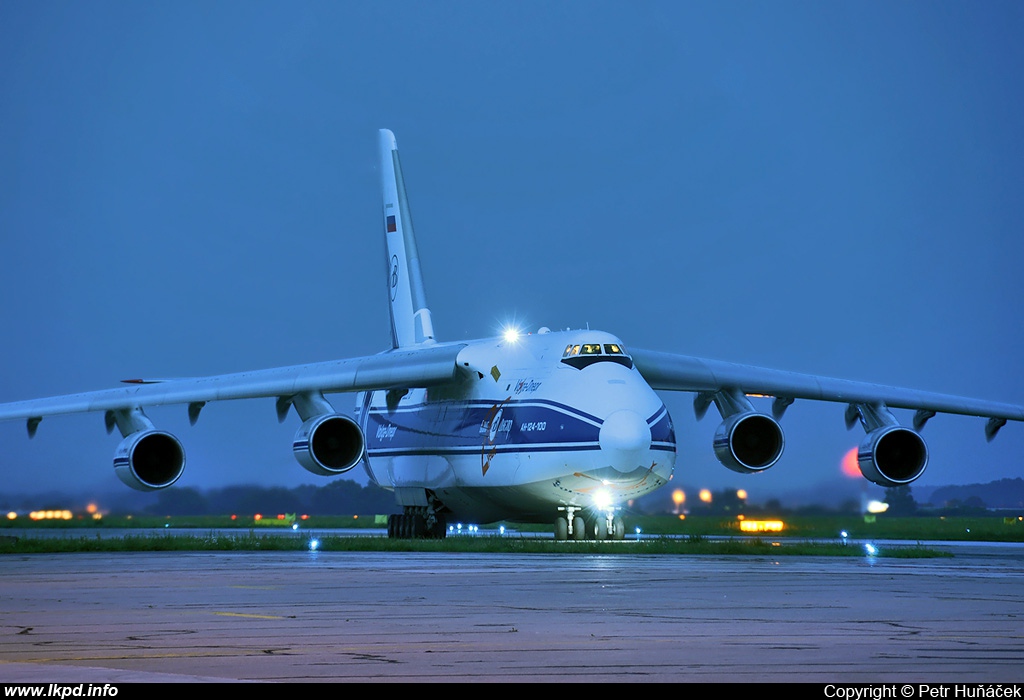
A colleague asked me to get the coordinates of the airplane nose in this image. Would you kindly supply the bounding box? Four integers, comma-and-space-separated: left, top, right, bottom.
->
599, 410, 652, 473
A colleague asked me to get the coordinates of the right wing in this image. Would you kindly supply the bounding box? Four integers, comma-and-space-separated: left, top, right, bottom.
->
0, 344, 466, 426
0, 343, 467, 490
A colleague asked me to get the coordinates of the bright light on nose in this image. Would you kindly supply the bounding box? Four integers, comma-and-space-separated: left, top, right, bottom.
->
592, 489, 613, 511
502, 326, 521, 343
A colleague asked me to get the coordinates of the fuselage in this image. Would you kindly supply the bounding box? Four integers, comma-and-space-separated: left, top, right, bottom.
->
357, 329, 676, 523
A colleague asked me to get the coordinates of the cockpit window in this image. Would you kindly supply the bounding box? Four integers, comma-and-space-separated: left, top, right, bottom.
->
561, 341, 633, 370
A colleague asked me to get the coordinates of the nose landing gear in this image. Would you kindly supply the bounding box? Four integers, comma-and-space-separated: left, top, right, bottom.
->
554, 506, 626, 541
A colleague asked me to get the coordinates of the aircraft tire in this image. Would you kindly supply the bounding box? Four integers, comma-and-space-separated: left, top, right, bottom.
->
612, 516, 625, 540
411, 514, 426, 538
595, 517, 608, 540
555, 516, 568, 541
431, 516, 447, 539
572, 516, 586, 541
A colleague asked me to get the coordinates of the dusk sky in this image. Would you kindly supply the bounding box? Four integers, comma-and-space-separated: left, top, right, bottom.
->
1, 2, 1022, 507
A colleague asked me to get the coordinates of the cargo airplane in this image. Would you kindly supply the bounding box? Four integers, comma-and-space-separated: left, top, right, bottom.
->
2, 130, 1022, 539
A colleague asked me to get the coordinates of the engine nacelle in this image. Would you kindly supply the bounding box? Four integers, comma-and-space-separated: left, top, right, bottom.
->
293, 413, 365, 476
113, 430, 186, 491
713, 412, 785, 474
858, 426, 928, 487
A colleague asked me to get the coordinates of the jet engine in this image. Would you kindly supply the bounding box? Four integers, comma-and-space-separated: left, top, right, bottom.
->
857, 425, 928, 487
292, 413, 365, 476
713, 411, 786, 474
113, 430, 186, 491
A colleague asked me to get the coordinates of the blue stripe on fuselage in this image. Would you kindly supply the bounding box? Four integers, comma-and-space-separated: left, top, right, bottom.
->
364, 398, 675, 458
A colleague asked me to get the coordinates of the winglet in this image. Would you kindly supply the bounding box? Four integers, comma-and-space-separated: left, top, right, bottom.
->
380, 128, 435, 348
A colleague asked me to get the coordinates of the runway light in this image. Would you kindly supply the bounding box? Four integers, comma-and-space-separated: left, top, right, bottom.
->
864, 543, 877, 556
292, 523, 299, 531
308, 538, 320, 551
866, 500, 889, 514
7, 512, 16, 520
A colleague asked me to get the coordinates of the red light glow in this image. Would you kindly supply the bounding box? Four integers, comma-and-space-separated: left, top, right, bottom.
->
841, 447, 860, 478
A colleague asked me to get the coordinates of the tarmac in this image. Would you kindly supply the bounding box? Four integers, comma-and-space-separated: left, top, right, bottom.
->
1, 541, 1023, 683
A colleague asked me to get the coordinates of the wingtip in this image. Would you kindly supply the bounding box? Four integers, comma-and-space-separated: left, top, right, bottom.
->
379, 128, 397, 150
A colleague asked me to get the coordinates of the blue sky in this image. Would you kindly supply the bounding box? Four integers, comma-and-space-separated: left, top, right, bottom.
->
1, 1, 1022, 506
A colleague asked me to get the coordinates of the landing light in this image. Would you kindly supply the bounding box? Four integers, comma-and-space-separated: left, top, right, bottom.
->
592, 489, 613, 511
502, 326, 522, 344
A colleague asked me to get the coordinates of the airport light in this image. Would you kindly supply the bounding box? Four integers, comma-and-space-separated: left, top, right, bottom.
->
672, 489, 685, 514
29, 510, 72, 521
866, 500, 889, 514
739, 520, 784, 533
841, 447, 860, 478
308, 538, 320, 552
699, 489, 712, 504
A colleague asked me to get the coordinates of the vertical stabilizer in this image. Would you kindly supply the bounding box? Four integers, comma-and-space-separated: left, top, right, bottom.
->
380, 129, 435, 348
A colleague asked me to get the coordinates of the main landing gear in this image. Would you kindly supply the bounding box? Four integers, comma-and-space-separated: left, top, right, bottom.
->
388, 507, 447, 539
554, 506, 626, 541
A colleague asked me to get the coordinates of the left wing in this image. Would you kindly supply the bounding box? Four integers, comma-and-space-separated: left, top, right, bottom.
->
631, 347, 1024, 486
0, 343, 466, 490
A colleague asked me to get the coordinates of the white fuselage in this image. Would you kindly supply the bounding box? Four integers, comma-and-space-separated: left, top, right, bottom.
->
358, 329, 676, 523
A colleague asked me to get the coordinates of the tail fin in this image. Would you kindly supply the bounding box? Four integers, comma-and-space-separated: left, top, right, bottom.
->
379, 128, 435, 348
